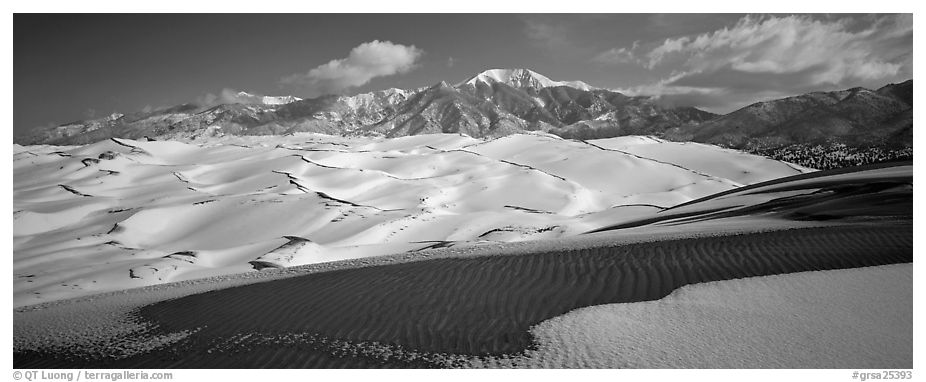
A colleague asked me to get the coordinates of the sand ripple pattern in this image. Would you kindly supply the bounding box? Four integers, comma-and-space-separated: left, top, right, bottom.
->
14, 224, 911, 368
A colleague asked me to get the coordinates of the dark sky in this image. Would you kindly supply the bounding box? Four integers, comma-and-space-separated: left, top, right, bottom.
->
14, 13, 912, 136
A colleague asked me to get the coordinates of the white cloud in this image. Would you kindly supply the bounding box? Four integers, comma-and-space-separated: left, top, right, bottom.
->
593, 47, 637, 65
195, 88, 250, 107
647, 14, 910, 82
281, 40, 423, 95
597, 14, 912, 113
195, 88, 301, 107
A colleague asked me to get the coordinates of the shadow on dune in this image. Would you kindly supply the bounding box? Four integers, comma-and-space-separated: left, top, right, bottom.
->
16, 223, 912, 368
15, 162, 913, 368
589, 162, 912, 233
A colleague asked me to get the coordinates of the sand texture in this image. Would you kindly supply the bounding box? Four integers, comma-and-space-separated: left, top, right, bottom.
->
14, 133, 810, 306
15, 224, 911, 368
514, 263, 912, 368
13, 135, 911, 368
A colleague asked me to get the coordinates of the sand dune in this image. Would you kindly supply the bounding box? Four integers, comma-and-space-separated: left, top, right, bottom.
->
13, 135, 910, 369
515, 263, 911, 368
589, 136, 814, 185
591, 162, 912, 233
14, 133, 810, 306
14, 223, 911, 368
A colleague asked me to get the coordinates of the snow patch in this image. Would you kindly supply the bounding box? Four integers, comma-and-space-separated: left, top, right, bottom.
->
508, 264, 912, 368
458, 68, 596, 91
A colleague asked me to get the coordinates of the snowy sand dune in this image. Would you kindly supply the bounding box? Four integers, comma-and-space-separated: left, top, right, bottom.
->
518, 263, 912, 368
15, 224, 911, 368
589, 136, 811, 185
13, 133, 810, 307
13, 135, 910, 369
590, 162, 912, 233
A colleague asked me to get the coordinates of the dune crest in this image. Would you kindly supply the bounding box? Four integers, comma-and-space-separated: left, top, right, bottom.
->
14, 133, 810, 306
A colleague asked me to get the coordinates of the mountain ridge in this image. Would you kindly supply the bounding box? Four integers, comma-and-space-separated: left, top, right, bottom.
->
457, 68, 596, 91
663, 79, 912, 149
15, 70, 912, 166
18, 68, 716, 145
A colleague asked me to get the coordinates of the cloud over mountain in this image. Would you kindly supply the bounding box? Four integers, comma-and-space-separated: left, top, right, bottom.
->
281, 40, 423, 95
196, 88, 251, 106
600, 14, 913, 113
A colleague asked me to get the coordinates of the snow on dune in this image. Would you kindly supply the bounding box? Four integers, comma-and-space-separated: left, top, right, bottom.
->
505, 263, 911, 368
13, 133, 807, 306
470, 134, 747, 208
590, 136, 816, 185
603, 163, 914, 232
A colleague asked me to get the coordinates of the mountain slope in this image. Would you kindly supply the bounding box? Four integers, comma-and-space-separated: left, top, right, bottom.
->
665, 82, 913, 149
15, 69, 716, 145
14, 71, 913, 162
457, 68, 596, 91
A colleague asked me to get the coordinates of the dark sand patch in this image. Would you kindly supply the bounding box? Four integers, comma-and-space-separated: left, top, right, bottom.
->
15, 223, 911, 368
666, 161, 911, 211
590, 163, 912, 233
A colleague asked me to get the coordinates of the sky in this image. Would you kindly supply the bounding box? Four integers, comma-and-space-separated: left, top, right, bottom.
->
14, 13, 913, 136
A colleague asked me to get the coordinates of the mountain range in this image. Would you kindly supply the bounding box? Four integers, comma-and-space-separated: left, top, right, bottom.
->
16, 68, 912, 157
663, 81, 913, 150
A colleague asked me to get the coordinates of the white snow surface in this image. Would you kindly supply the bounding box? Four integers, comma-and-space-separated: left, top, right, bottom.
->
485, 263, 912, 368
236, 91, 301, 105
13, 133, 809, 306
591, 136, 816, 185
340, 88, 414, 110
459, 68, 596, 91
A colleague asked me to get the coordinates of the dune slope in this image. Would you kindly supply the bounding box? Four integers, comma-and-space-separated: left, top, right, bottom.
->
513, 263, 911, 368
13, 138, 910, 369
13, 133, 809, 306
15, 223, 911, 368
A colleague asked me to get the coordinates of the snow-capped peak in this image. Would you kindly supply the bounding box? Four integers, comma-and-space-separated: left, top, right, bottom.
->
457, 68, 596, 91
339, 88, 416, 109
236, 91, 302, 105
